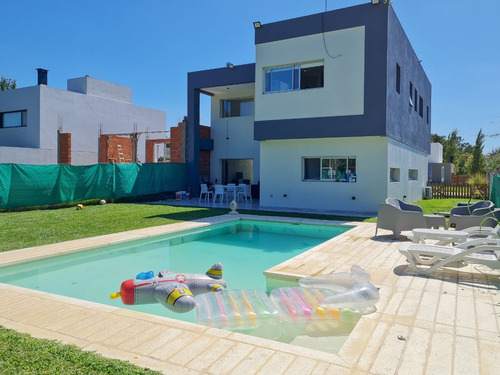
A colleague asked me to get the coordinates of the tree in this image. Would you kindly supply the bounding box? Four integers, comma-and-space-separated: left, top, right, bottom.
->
468, 129, 486, 175
0, 76, 16, 91
486, 147, 500, 175
443, 129, 461, 164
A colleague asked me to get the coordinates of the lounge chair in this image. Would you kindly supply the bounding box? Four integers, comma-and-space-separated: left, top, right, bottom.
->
449, 208, 500, 230
375, 198, 447, 239
399, 238, 500, 275
410, 224, 499, 246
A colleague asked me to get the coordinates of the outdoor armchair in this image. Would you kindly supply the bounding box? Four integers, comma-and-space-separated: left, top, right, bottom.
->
376, 198, 445, 239
449, 208, 500, 230
449, 200, 494, 216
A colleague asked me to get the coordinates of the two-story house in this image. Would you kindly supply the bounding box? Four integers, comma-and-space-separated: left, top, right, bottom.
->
187, 2, 431, 215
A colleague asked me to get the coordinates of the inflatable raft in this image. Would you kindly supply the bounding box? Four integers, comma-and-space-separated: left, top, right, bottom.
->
110, 263, 226, 313
195, 265, 379, 329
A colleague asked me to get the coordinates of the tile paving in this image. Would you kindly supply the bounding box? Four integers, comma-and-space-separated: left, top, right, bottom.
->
1, 214, 499, 374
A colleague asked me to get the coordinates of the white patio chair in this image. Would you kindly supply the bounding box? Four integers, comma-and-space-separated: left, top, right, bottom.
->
236, 184, 247, 203
224, 183, 236, 202
213, 184, 225, 203
399, 238, 500, 275
199, 184, 213, 203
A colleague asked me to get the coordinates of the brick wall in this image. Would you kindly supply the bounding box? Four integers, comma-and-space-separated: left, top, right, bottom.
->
99, 135, 133, 163
170, 122, 184, 163
169, 120, 211, 177
59, 132, 71, 165
145, 138, 170, 163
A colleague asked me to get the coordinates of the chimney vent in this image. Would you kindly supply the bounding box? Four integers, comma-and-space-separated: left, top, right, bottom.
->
37, 68, 48, 85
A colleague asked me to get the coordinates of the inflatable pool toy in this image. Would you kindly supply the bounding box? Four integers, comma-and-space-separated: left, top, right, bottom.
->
196, 289, 280, 328
194, 265, 379, 329
299, 265, 379, 311
110, 263, 226, 313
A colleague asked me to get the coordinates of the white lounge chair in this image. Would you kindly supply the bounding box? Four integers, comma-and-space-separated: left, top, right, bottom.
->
410, 224, 500, 246
399, 238, 500, 275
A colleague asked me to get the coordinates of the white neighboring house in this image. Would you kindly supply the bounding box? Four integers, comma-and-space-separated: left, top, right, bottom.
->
187, 3, 432, 215
0, 72, 166, 165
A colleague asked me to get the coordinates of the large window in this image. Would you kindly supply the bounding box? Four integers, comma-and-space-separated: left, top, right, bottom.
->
303, 157, 356, 182
264, 62, 324, 93
220, 98, 254, 118
0, 110, 27, 128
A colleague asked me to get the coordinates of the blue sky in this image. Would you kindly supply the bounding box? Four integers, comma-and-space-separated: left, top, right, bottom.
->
3, 0, 499, 153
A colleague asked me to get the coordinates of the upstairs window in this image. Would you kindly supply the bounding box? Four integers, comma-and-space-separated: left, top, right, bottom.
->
220, 98, 254, 118
396, 64, 401, 94
0, 110, 27, 128
265, 62, 324, 93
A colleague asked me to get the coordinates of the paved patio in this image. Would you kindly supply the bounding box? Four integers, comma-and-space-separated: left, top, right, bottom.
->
0, 214, 499, 374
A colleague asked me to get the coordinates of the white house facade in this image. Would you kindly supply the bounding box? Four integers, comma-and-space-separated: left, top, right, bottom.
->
187, 3, 431, 215
0, 73, 166, 165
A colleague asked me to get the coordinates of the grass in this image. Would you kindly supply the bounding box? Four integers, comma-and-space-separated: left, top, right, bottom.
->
0, 326, 161, 375
0, 202, 372, 252
0, 199, 471, 252
0, 198, 469, 372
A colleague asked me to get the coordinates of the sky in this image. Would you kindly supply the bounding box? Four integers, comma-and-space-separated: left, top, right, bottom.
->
2, 0, 499, 153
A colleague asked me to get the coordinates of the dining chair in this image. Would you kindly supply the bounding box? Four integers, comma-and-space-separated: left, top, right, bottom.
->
199, 184, 213, 203
213, 184, 225, 203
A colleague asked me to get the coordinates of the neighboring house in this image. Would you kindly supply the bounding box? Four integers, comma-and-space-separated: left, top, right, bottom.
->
187, 2, 431, 215
0, 70, 167, 165
428, 143, 455, 184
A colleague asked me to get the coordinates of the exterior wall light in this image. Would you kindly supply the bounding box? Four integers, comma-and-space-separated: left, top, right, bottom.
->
226, 62, 234, 69
253, 21, 261, 29
371, 0, 380, 4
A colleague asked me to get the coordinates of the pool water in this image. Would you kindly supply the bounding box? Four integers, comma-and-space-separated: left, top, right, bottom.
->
0, 220, 350, 326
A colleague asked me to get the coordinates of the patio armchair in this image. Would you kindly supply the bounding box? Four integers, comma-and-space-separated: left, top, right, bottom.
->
376, 198, 446, 239
399, 238, 500, 275
449, 200, 494, 216
449, 208, 500, 230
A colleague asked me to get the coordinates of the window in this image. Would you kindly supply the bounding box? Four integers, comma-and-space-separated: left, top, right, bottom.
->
396, 64, 401, 94
426, 106, 430, 124
220, 98, 254, 118
409, 169, 418, 181
303, 157, 356, 182
414, 88, 418, 112
265, 62, 324, 93
409, 82, 414, 107
419, 96, 423, 117
390, 168, 400, 182
0, 110, 27, 128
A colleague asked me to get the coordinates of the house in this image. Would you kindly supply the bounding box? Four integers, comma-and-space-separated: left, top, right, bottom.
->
428, 143, 455, 184
0, 70, 167, 165
187, 2, 431, 215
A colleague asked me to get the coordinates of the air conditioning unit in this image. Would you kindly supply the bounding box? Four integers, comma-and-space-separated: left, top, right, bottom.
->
423, 186, 432, 199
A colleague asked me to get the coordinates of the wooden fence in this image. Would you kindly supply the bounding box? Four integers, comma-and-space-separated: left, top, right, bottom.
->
427, 183, 490, 199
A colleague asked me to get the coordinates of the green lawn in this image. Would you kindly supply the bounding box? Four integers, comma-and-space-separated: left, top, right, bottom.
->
0, 199, 470, 252
0, 326, 161, 375
0, 198, 468, 373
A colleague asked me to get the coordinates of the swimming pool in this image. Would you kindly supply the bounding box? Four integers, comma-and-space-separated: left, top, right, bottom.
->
0, 219, 350, 320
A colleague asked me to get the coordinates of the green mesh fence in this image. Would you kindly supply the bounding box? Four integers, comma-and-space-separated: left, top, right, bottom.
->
0, 163, 186, 209
491, 175, 500, 208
